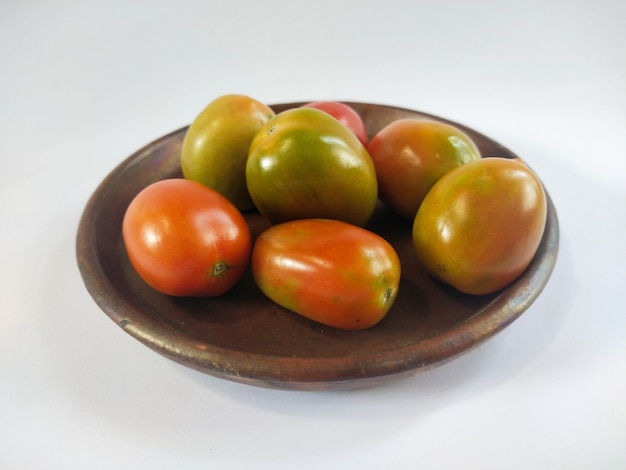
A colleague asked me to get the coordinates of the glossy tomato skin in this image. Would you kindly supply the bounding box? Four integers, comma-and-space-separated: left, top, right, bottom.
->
246, 107, 378, 227
122, 179, 251, 297
412, 158, 547, 295
251, 219, 401, 330
368, 119, 481, 220
301, 101, 369, 146
181, 94, 275, 210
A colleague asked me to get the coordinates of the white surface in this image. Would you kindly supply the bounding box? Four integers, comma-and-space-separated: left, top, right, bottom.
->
1, 1, 624, 468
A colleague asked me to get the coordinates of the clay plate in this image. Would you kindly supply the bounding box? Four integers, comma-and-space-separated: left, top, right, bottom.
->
76, 102, 559, 390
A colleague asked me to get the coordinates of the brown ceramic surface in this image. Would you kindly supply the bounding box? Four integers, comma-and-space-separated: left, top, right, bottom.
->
76, 102, 559, 390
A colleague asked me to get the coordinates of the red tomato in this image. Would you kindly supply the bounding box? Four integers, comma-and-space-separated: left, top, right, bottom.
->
122, 179, 251, 297
301, 101, 369, 146
251, 219, 401, 330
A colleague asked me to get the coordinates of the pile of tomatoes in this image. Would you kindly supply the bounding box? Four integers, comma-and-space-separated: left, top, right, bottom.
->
122, 94, 547, 330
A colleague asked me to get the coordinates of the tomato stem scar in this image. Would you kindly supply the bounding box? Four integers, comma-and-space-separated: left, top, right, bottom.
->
212, 261, 230, 277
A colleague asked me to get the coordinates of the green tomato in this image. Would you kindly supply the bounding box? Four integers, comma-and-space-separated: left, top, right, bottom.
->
246, 107, 378, 226
181, 94, 275, 210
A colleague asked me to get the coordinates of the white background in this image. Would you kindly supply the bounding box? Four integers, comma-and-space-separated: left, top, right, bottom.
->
1, 1, 624, 469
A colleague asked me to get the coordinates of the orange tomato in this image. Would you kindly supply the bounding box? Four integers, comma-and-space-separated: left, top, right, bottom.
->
368, 119, 481, 220
122, 179, 251, 297
412, 158, 547, 295
251, 219, 401, 330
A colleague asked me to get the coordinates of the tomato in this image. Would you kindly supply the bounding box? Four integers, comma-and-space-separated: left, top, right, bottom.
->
412, 158, 547, 295
301, 101, 369, 146
368, 119, 481, 220
251, 219, 401, 330
122, 179, 251, 297
181, 94, 275, 210
246, 107, 378, 227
